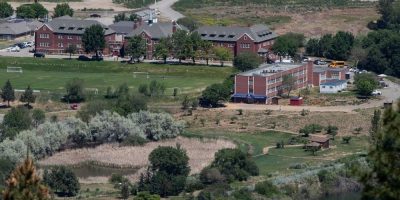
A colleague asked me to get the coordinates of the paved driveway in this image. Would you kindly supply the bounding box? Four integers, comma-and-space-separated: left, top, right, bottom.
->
224, 78, 400, 113
150, 0, 184, 21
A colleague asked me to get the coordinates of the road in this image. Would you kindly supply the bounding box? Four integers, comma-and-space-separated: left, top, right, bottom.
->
150, 0, 184, 21
224, 78, 400, 113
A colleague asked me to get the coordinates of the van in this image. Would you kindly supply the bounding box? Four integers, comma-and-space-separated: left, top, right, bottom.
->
329, 61, 346, 68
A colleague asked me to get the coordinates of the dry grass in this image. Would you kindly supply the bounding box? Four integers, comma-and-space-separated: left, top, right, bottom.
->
39, 137, 236, 181
182, 108, 374, 136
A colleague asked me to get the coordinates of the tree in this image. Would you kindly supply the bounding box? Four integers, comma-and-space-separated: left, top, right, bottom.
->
233, 52, 262, 72
121, 181, 130, 199
361, 101, 400, 199
20, 85, 36, 107
32, 109, 45, 128
326, 31, 355, 60
376, 0, 400, 30
326, 125, 339, 140
354, 73, 379, 96
2, 107, 32, 139
16, 4, 36, 19
82, 24, 106, 57
188, 32, 202, 63
305, 38, 320, 56
65, 44, 77, 59
138, 146, 190, 197
211, 148, 259, 182
43, 166, 80, 197
126, 35, 146, 62
114, 13, 139, 23
198, 40, 213, 65
77, 100, 112, 122
154, 37, 172, 64
272, 33, 304, 60
281, 74, 296, 97
1, 80, 15, 107
0, 2, 13, 18
53, 3, 73, 18
199, 83, 231, 108
64, 78, 85, 103
3, 157, 50, 200
350, 45, 368, 68
31, 3, 48, 19
172, 30, 189, 63
213, 47, 232, 67
114, 95, 147, 116
0, 158, 15, 189
177, 17, 198, 32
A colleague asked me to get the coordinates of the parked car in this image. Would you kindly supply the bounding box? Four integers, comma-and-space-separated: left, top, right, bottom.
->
15, 43, 26, 49
78, 55, 91, 61
33, 52, 45, 58
7, 46, 20, 52
92, 55, 103, 61
24, 41, 34, 47
372, 90, 382, 96
314, 60, 328, 65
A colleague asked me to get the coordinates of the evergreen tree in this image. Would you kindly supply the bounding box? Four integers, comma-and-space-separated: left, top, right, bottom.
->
20, 85, 36, 107
361, 101, 400, 199
3, 157, 50, 200
1, 80, 15, 107
370, 109, 381, 144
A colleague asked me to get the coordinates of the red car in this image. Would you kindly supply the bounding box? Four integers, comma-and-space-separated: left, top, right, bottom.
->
70, 104, 79, 110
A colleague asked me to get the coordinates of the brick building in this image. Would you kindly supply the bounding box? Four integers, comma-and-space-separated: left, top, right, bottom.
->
35, 16, 120, 55
196, 24, 277, 59
233, 62, 313, 104
123, 20, 186, 59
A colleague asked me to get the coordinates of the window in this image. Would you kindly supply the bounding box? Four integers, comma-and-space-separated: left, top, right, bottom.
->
228, 35, 235, 38
77, 27, 84, 31
244, 36, 247, 40
58, 43, 63, 47
330, 86, 333, 89
322, 86, 326, 88
39, 34, 49, 39
68, 27, 74, 30
240, 43, 250, 49
77, 44, 81, 48
228, 44, 234, 47
39, 43, 49, 47
76, 36, 81, 40
201, 34, 207, 37
218, 34, 225, 38
209, 34, 216, 37
67, 36, 73, 39
59, 27, 65, 30
58, 35, 63, 39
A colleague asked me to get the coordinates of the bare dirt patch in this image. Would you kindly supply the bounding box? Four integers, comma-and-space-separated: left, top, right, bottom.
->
39, 137, 236, 178
9, 0, 130, 12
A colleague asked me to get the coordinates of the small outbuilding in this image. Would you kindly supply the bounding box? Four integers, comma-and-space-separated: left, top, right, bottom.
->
319, 80, 347, 94
289, 97, 303, 106
309, 135, 330, 149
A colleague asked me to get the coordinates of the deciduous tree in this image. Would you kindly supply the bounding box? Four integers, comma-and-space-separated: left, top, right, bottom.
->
213, 47, 232, 67
53, 3, 73, 18
43, 166, 80, 197
233, 52, 261, 72
154, 37, 172, 64
0, 2, 13, 18
82, 24, 106, 58
126, 35, 146, 62
65, 44, 77, 59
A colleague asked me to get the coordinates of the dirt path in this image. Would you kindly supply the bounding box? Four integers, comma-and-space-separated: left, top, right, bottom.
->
150, 0, 184, 21
224, 78, 400, 113
9, 0, 130, 12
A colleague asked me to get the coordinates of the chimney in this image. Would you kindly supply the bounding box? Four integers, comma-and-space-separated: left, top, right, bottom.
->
306, 60, 314, 86
172, 20, 177, 33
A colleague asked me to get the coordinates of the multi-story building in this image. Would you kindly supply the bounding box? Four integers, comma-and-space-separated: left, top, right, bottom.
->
233, 62, 313, 104
35, 16, 120, 55
195, 24, 278, 60
123, 20, 186, 59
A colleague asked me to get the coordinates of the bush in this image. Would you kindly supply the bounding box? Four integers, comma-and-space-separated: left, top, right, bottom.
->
120, 134, 148, 146
233, 52, 262, 72
114, 95, 147, 116
64, 78, 85, 103
199, 83, 231, 108
1, 107, 32, 139
354, 73, 379, 96
134, 191, 160, 200
197, 183, 231, 200
184, 176, 204, 193
255, 180, 279, 197
32, 109, 45, 127
211, 148, 259, 182
149, 80, 166, 97
43, 166, 80, 197
232, 188, 253, 200
200, 167, 226, 185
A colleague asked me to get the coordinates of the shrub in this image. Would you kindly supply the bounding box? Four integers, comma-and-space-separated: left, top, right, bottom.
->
134, 191, 160, 200
211, 148, 259, 182
109, 174, 127, 185
197, 183, 231, 200
64, 78, 85, 103
32, 109, 45, 128
43, 166, 80, 197
232, 188, 253, 200
149, 80, 166, 96
184, 176, 204, 193
342, 136, 352, 144
120, 135, 148, 146
114, 95, 147, 116
138, 84, 149, 96
200, 167, 226, 185
255, 180, 279, 197
300, 109, 310, 116
1, 107, 32, 139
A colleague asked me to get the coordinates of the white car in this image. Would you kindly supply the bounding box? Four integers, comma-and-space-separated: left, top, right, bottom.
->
372, 90, 382, 96
6, 46, 20, 52
25, 41, 34, 47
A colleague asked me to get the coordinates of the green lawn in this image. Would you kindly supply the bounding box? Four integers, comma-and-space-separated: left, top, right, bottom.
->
0, 57, 234, 95
185, 130, 369, 176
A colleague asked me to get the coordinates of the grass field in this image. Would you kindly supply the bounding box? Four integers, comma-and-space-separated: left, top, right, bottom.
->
185, 130, 369, 176
0, 57, 234, 95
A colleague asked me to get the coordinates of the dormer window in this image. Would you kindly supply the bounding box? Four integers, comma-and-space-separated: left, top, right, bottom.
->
218, 34, 225, 38
228, 35, 235, 38
59, 27, 65, 30
77, 27, 84, 30
201, 34, 207, 37
209, 34, 216, 37
68, 27, 74, 30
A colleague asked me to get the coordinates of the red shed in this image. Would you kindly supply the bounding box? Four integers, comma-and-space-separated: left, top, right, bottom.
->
290, 97, 303, 106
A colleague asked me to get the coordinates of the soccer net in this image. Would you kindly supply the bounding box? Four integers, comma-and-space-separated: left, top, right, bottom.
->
7, 67, 23, 73
85, 88, 99, 95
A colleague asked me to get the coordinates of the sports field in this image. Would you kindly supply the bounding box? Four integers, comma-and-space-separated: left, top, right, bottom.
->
0, 57, 234, 95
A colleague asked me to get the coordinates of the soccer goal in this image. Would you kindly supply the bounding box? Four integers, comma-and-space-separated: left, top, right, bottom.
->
7, 66, 23, 73
85, 88, 99, 95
